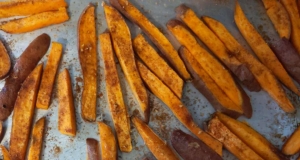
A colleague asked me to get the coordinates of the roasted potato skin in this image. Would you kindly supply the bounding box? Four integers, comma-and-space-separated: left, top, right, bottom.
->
0, 40, 11, 80
0, 33, 50, 121
0, 122, 3, 142
86, 138, 100, 160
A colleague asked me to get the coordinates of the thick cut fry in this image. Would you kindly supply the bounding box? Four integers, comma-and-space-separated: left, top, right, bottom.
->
36, 42, 63, 109
0, 7, 69, 34
133, 34, 184, 99
282, 126, 300, 155
167, 19, 252, 117
103, 3, 149, 123
98, 122, 117, 160
179, 47, 243, 118
0, 0, 67, 18
109, 0, 191, 80
207, 116, 263, 160
216, 113, 287, 160
281, 0, 300, 54
176, 4, 260, 92
261, 0, 291, 39
234, 2, 300, 96
203, 16, 295, 112
10, 64, 43, 160
78, 5, 97, 122
99, 32, 132, 152
0, 40, 11, 80
28, 117, 46, 160
1, 145, 11, 160
57, 69, 77, 136
137, 62, 223, 155
132, 117, 179, 160
86, 138, 100, 160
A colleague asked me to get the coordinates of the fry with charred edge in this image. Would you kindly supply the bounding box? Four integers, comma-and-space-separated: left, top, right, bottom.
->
202, 16, 295, 113
167, 19, 252, 118
98, 122, 117, 159
261, 0, 291, 39
0, 0, 67, 18
0, 33, 50, 121
179, 46, 243, 118
57, 69, 77, 136
99, 32, 132, 152
36, 42, 63, 110
78, 4, 97, 122
216, 112, 287, 160
0, 40, 11, 80
133, 34, 184, 99
281, 0, 300, 54
10, 64, 43, 160
109, 0, 191, 80
0, 145, 11, 160
175, 4, 260, 92
282, 126, 300, 155
234, 2, 300, 96
137, 61, 223, 155
103, 3, 149, 123
207, 116, 263, 160
132, 116, 179, 160
86, 138, 100, 160
28, 117, 46, 160
0, 7, 69, 34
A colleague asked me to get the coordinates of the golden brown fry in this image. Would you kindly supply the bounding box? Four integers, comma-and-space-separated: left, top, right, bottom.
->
9, 64, 43, 160
99, 32, 132, 152
0, 145, 11, 160
78, 4, 97, 122
98, 122, 117, 160
0, 7, 69, 34
110, 0, 191, 80
137, 61, 223, 156
28, 117, 46, 160
0, 40, 11, 80
133, 34, 184, 99
36, 42, 63, 109
234, 2, 300, 96
203, 16, 295, 113
282, 126, 300, 155
57, 69, 77, 136
132, 116, 179, 160
86, 138, 100, 160
103, 3, 149, 123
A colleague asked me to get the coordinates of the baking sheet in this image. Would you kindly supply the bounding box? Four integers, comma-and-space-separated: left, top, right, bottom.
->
0, 0, 300, 159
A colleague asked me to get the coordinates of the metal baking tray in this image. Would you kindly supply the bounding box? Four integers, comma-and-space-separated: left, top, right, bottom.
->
0, 0, 299, 159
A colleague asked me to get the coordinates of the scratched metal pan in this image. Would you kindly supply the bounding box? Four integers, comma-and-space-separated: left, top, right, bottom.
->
0, 0, 299, 159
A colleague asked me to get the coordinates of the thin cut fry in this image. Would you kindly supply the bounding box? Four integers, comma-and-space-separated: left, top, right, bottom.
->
0, 145, 11, 160
282, 126, 300, 155
28, 117, 46, 160
98, 122, 117, 160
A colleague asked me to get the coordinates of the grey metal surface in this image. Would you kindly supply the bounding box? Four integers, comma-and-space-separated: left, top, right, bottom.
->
0, 0, 299, 159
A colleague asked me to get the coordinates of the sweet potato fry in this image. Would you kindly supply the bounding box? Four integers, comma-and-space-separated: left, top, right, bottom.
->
282, 126, 300, 155
109, 0, 191, 80
98, 122, 117, 159
86, 138, 100, 160
167, 19, 252, 117
261, 0, 291, 39
216, 112, 287, 160
0, 40, 11, 80
103, 3, 149, 123
78, 4, 97, 122
28, 117, 46, 160
0, 0, 67, 18
207, 116, 263, 160
0, 145, 11, 160
36, 42, 63, 110
234, 2, 300, 96
137, 61, 223, 155
179, 46, 243, 118
0, 33, 50, 121
132, 116, 179, 160
57, 69, 77, 136
203, 16, 295, 112
99, 32, 131, 152
0, 122, 2, 142
133, 34, 184, 99
0, 7, 69, 34
10, 64, 43, 160
175, 4, 260, 92
281, 0, 300, 54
